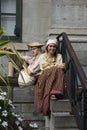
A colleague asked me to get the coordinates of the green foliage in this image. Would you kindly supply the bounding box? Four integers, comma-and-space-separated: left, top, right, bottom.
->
0, 28, 24, 76
0, 40, 11, 48
0, 28, 4, 38
0, 28, 33, 130
0, 29, 13, 57
0, 91, 25, 130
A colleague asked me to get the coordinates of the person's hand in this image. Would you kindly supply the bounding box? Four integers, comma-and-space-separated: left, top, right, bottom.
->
58, 63, 66, 69
3, 47, 14, 52
42, 63, 51, 69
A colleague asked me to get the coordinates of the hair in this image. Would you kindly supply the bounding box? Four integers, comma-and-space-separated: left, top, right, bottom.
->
37, 46, 43, 53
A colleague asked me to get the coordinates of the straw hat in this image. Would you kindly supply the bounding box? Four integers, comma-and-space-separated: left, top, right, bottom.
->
27, 42, 44, 47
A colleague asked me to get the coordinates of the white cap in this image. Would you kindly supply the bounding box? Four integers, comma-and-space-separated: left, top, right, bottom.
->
46, 39, 57, 46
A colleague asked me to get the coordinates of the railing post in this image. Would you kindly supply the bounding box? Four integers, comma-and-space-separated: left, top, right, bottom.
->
84, 90, 87, 130
70, 63, 76, 102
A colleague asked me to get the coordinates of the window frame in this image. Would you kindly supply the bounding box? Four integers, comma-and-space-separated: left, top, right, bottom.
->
0, 0, 22, 42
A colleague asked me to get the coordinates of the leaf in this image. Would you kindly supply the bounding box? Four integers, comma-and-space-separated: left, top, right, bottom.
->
0, 50, 15, 56
7, 56, 21, 72
9, 44, 25, 66
0, 40, 11, 49
0, 28, 4, 38
0, 75, 8, 86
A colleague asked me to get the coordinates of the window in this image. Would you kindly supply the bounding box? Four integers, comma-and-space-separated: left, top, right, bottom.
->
0, 0, 22, 42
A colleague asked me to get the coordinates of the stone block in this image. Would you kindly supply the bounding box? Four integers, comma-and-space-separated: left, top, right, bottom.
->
50, 99, 71, 112
13, 86, 35, 103
12, 104, 22, 114
21, 113, 44, 121
51, 112, 78, 128
22, 103, 36, 113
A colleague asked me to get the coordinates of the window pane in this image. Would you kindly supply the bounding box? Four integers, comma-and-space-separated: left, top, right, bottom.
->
1, 0, 16, 36
1, 0, 16, 13
1, 15, 16, 36
0, 0, 22, 41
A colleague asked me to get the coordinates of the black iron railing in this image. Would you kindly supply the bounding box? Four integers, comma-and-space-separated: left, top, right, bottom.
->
57, 32, 87, 130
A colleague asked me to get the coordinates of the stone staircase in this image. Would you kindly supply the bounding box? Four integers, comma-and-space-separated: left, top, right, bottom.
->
12, 85, 79, 130
49, 99, 79, 130
12, 86, 45, 130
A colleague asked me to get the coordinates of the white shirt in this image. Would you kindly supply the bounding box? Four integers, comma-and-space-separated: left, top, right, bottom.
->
39, 53, 63, 70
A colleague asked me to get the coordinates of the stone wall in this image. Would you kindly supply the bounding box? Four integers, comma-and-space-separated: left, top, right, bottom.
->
22, 0, 52, 42
22, 0, 87, 42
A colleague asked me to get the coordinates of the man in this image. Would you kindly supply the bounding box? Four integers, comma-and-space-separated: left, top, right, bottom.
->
18, 42, 44, 87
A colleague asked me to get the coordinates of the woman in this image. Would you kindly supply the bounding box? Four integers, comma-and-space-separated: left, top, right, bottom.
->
18, 42, 44, 87
34, 39, 66, 115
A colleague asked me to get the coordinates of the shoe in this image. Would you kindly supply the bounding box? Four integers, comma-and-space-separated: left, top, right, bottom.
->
50, 90, 63, 100
55, 93, 63, 99
50, 95, 57, 100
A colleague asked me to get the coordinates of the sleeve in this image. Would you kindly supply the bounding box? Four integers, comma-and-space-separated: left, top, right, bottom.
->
28, 58, 40, 74
22, 56, 33, 64
55, 54, 63, 65
39, 54, 47, 70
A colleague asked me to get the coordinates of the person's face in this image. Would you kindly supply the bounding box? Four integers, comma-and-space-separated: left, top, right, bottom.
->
31, 47, 40, 56
47, 43, 57, 55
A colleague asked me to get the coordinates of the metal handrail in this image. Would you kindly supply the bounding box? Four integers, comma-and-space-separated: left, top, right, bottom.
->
57, 32, 87, 130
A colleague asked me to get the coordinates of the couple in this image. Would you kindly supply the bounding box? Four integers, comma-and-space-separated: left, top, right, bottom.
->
18, 39, 66, 116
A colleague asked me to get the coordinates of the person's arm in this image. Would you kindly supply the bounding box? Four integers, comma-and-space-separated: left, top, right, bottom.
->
27, 56, 41, 75
39, 54, 51, 70
3, 46, 23, 60
56, 54, 66, 69
57, 63, 66, 69
41, 63, 51, 69
23, 63, 33, 76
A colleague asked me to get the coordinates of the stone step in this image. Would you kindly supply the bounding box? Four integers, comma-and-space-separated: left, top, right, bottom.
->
76, 51, 87, 65
71, 42, 87, 65
50, 99, 79, 130
48, 27, 87, 42
50, 112, 78, 130
12, 86, 45, 130
13, 86, 34, 103
13, 103, 43, 120
71, 42, 87, 51
50, 99, 71, 112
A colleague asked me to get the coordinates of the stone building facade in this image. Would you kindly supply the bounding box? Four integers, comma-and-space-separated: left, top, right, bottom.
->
22, 0, 87, 42
0, 0, 87, 43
